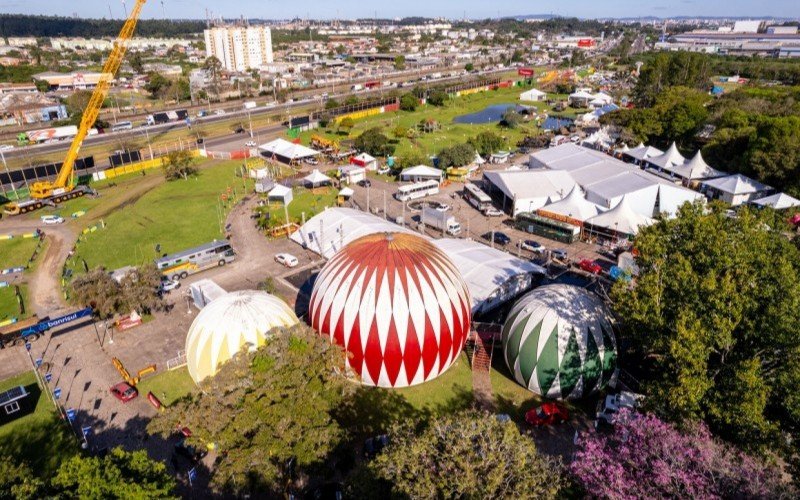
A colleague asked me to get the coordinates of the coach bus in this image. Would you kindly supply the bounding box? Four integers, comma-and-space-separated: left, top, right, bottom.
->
111, 121, 133, 132
395, 180, 440, 202
156, 240, 235, 281
463, 183, 493, 213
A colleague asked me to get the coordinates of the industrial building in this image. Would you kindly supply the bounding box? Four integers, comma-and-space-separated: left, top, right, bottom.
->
204, 25, 274, 72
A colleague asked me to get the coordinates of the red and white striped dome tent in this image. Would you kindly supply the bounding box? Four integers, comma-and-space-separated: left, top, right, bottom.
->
308, 232, 472, 388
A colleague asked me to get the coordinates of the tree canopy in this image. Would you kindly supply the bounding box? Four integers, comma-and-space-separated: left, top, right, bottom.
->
612, 202, 800, 464
469, 131, 505, 156
148, 324, 352, 496
70, 263, 164, 318
399, 93, 418, 112
437, 143, 475, 169
354, 128, 394, 157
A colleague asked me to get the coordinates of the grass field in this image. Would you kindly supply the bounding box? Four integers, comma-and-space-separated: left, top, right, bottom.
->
0, 371, 78, 477
0, 237, 39, 269
393, 353, 474, 414
297, 85, 565, 161
136, 367, 196, 407
67, 160, 252, 272
0, 284, 29, 321
490, 356, 542, 421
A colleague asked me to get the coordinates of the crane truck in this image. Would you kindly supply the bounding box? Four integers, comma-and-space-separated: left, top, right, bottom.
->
3, 0, 148, 216
0, 308, 94, 349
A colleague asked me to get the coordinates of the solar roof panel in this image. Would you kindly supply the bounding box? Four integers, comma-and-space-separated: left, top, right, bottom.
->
0, 385, 28, 405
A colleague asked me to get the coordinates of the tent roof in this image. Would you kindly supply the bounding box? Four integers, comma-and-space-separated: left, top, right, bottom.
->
338, 187, 355, 197
259, 138, 319, 160
303, 169, 332, 185
751, 192, 800, 209
570, 90, 595, 99
267, 184, 292, 197
539, 185, 604, 221
664, 150, 724, 180
625, 144, 663, 161
586, 196, 654, 235
400, 165, 443, 178
353, 152, 375, 162
473, 152, 486, 165
647, 142, 685, 169
520, 88, 546, 99
484, 169, 576, 202
702, 174, 770, 195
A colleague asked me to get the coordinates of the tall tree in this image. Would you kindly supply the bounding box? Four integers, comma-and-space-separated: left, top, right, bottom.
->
0, 460, 44, 500
351, 411, 563, 498
148, 324, 352, 496
612, 202, 800, 461
203, 56, 223, 99
437, 143, 475, 169
162, 150, 197, 181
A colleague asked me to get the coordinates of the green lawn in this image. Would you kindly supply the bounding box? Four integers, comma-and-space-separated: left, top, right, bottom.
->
393, 353, 474, 414
0, 237, 39, 269
0, 371, 78, 477
67, 160, 252, 272
299, 85, 554, 161
0, 284, 29, 321
490, 355, 542, 422
136, 367, 196, 407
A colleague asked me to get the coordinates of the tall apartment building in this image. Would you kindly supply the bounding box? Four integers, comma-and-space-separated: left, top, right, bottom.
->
203, 26, 274, 72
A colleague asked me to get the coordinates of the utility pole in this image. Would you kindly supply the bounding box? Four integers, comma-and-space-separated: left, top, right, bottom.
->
383, 190, 387, 220
0, 150, 18, 200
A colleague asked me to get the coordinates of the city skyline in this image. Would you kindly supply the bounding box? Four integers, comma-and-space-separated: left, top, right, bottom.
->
0, 0, 798, 21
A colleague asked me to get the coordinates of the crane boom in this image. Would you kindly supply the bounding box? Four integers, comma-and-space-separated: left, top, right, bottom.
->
29, 0, 147, 199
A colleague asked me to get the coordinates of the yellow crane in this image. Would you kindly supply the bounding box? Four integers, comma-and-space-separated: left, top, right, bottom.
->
4, 0, 147, 215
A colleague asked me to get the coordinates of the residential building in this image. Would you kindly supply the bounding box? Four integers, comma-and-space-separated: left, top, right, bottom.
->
204, 25, 274, 72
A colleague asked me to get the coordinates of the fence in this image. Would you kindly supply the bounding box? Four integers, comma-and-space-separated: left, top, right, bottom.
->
166, 350, 187, 371
93, 149, 203, 180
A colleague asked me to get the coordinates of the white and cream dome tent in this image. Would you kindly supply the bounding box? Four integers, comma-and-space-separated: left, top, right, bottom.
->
501, 285, 617, 400
185, 290, 299, 384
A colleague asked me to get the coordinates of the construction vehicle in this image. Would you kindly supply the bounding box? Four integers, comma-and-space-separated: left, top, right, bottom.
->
310, 135, 339, 155
0, 308, 94, 349
3, 0, 147, 216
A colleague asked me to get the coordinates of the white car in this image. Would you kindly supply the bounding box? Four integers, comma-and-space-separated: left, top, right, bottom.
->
0, 144, 14, 152
376, 166, 390, 175
483, 208, 504, 217
245, 140, 257, 147
214, 109, 226, 116
40, 215, 64, 225
159, 279, 181, 293
275, 253, 299, 268
519, 239, 545, 253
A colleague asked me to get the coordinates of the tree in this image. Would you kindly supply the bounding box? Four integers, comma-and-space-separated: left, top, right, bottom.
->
338, 117, 355, 135
324, 98, 340, 110
399, 93, 418, 112
634, 52, 712, 107
612, 202, 800, 460
500, 108, 522, 129
344, 95, 359, 106
394, 55, 406, 70
71, 264, 164, 319
65, 90, 93, 122
143, 71, 170, 99
162, 149, 197, 181
203, 56, 223, 98
571, 411, 792, 499
396, 151, 429, 170
128, 51, 144, 74
746, 115, 800, 197
354, 128, 394, 157
464, 62, 474, 72
354, 411, 563, 498
0, 460, 44, 500
148, 324, 352, 496
392, 125, 409, 140
427, 89, 448, 107
469, 131, 505, 156
437, 143, 475, 169
50, 448, 177, 499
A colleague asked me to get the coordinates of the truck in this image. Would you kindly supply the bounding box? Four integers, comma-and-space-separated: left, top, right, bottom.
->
18, 126, 98, 145
594, 391, 644, 429
243, 101, 257, 110
421, 208, 461, 236
350, 84, 363, 92
146, 109, 189, 126
0, 308, 94, 349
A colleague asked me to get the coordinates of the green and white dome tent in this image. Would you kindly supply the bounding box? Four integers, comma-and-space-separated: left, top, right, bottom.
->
501, 284, 617, 400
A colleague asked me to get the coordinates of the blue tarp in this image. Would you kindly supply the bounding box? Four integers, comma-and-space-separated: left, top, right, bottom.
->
542, 116, 575, 131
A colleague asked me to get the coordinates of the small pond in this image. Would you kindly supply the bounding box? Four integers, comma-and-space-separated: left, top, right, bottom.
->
453, 103, 530, 124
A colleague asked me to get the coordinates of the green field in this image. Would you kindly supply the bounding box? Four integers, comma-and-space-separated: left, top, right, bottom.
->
0, 236, 39, 269
393, 353, 474, 414
298, 85, 564, 162
0, 283, 29, 321
136, 367, 197, 407
0, 371, 78, 477
67, 160, 252, 272
490, 356, 542, 421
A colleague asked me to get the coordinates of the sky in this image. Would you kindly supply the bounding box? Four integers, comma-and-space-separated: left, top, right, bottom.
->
0, 0, 797, 21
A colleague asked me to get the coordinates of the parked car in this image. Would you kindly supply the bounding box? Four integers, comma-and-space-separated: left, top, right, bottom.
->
595, 392, 644, 430
483, 207, 504, 217
525, 402, 569, 426
551, 248, 568, 260
275, 253, 299, 268
376, 166, 390, 175
435, 203, 451, 212
579, 259, 603, 275
0, 144, 15, 152
519, 239, 545, 253
215, 109, 226, 116
305, 157, 319, 165
482, 231, 511, 245
109, 382, 138, 403
357, 179, 371, 188
245, 140, 257, 147
160, 278, 180, 293
40, 215, 64, 225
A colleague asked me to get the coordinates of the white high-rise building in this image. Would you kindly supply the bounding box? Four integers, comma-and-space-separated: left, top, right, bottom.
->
204, 26, 273, 72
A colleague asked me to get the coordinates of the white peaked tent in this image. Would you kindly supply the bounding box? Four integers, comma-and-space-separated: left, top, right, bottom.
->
539, 185, 604, 222
751, 192, 800, 210
473, 152, 486, 165
665, 150, 724, 180
302, 169, 333, 187
625, 143, 663, 163
267, 184, 293, 205
616, 144, 630, 154
585, 196, 654, 237
647, 142, 686, 170
520, 88, 547, 101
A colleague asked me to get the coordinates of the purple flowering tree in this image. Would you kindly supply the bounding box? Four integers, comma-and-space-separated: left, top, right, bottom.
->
570, 410, 791, 499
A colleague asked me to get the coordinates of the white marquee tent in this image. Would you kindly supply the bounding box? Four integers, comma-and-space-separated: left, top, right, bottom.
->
259, 138, 320, 164
520, 88, 547, 101
585, 196, 654, 237
538, 185, 605, 222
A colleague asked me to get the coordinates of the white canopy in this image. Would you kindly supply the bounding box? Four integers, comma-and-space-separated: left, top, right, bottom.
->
625, 143, 663, 162
303, 169, 332, 186
473, 152, 486, 165
570, 90, 595, 100
352, 152, 375, 163
539, 185, 604, 221
751, 192, 800, 209
338, 187, 355, 197
259, 138, 320, 161
703, 174, 769, 195
399, 165, 443, 181
647, 142, 685, 169
665, 150, 724, 180
586, 196, 654, 235
267, 184, 293, 204
520, 88, 546, 101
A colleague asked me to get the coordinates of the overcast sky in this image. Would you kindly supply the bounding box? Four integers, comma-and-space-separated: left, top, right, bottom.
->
0, 0, 797, 20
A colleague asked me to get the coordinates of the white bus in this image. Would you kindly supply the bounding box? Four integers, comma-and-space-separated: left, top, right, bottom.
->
463, 183, 493, 213
395, 180, 440, 201
156, 240, 235, 281
111, 121, 133, 132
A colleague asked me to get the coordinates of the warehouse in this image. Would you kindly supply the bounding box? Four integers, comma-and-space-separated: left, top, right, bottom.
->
483, 169, 576, 217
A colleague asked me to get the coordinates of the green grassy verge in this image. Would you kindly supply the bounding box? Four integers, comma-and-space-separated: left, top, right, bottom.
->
0, 237, 39, 269
0, 284, 29, 321
67, 159, 252, 272
393, 353, 474, 414
136, 367, 196, 407
0, 371, 78, 477
490, 355, 542, 422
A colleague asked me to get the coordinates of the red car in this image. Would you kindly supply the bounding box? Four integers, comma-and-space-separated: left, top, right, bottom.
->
525, 402, 570, 426
579, 259, 603, 275
109, 382, 138, 403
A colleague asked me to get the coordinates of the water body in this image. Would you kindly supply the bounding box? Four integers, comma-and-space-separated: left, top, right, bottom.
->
453, 103, 530, 124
